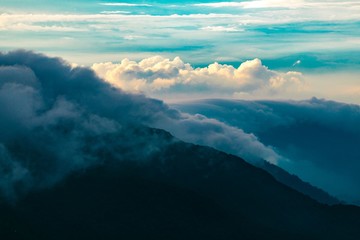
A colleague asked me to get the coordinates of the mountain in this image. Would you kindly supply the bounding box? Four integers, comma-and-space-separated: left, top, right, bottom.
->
172, 98, 360, 204
258, 160, 340, 205
172, 99, 340, 205
1, 127, 359, 240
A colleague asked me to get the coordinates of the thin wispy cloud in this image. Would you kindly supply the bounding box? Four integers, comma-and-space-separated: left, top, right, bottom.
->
201, 25, 244, 32
193, 2, 248, 8
193, 0, 303, 9
100, 10, 131, 14
100, 2, 153, 7
194, 0, 360, 9
293, 60, 301, 66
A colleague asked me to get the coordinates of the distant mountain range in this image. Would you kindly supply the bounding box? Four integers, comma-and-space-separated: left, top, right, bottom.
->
1, 127, 359, 240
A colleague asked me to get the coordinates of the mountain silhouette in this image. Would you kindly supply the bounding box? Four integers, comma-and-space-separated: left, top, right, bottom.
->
258, 160, 340, 205
1, 127, 359, 240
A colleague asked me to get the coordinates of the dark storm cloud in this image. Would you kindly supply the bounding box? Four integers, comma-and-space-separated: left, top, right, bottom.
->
0, 50, 280, 200
0, 50, 172, 199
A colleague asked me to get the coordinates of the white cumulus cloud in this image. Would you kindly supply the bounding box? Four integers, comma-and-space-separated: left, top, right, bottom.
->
92, 56, 304, 98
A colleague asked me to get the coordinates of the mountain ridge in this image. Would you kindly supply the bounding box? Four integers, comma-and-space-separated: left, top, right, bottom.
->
1, 127, 359, 240
172, 98, 360, 204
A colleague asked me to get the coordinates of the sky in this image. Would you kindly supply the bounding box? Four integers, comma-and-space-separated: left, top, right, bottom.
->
1, 0, 360, 103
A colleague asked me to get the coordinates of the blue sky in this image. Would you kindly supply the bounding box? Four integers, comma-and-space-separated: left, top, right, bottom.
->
1, 0, 360, 103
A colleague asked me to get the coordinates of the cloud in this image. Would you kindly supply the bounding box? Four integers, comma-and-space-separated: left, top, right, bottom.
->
201, 25, 243, 32
92, 56, 304, 98
0, 23, 83, 32
173, 98, 360, 203
100, 2, 153, 7
293, 60, 301, 66
192, 0, 312, 9
193, 0, 360, 9
193, 2, 248, 8
123, 35, 145, 40
100, 11, 131, 14
0, 50, 281, 200
2, 8, 360, 69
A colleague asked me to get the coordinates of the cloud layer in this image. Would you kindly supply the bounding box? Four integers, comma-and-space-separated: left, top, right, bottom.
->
0, 50, 280, 199
92, 56, 304, 98
2, 0, 360, 74
174, 98, 360, 203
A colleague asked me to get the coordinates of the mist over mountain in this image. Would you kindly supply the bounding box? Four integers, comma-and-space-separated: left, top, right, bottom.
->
173, 98, 360, 204
1, 50, 360, 239
0, 50, 336, 205
1, 50, 293, 200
